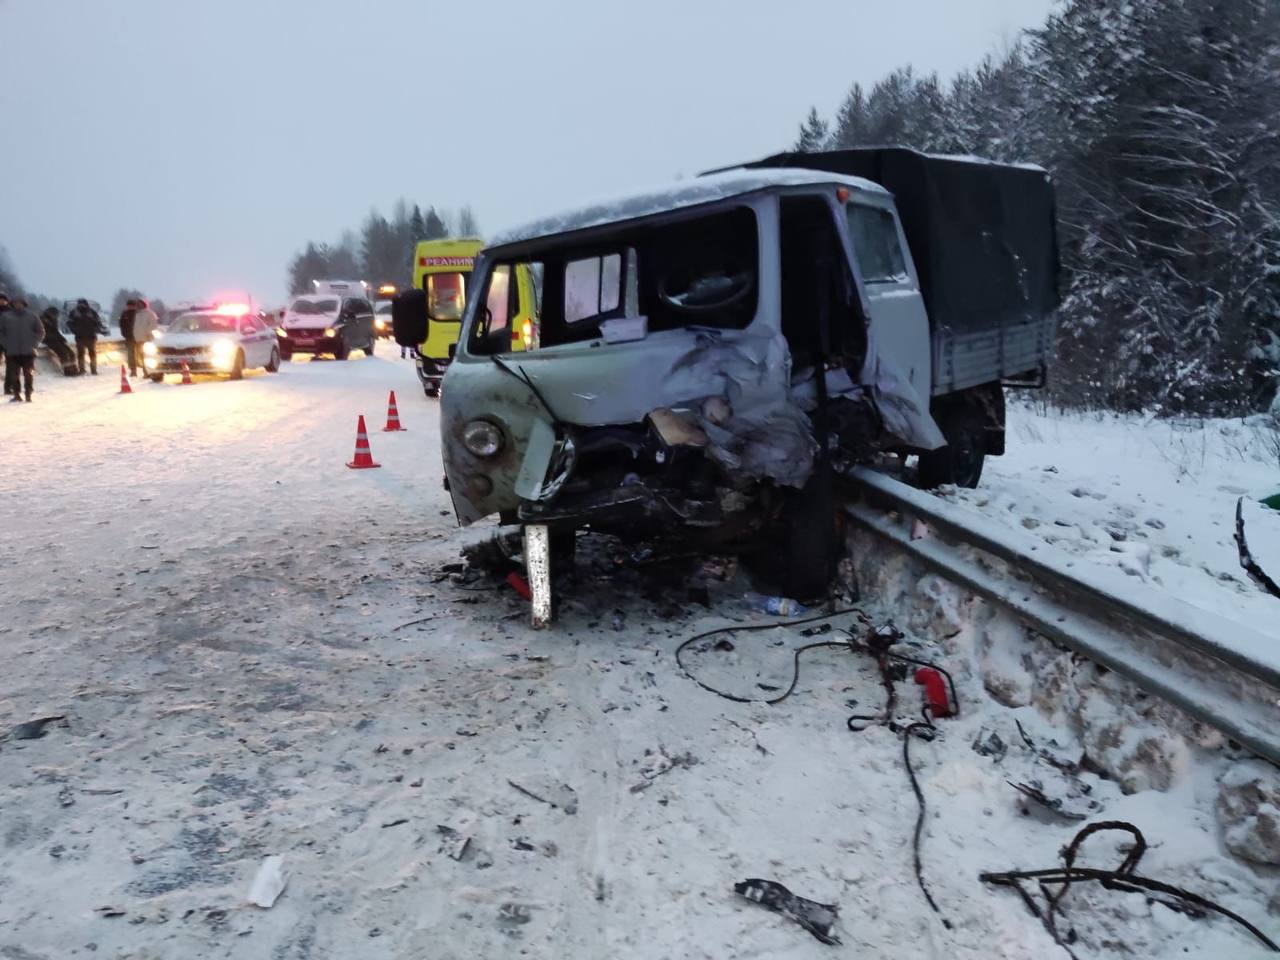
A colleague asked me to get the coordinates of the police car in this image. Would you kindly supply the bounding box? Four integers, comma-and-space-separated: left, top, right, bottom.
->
143, 303, 281, 381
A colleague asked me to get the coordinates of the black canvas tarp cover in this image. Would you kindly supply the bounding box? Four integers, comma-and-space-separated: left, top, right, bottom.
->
722, 148, 1060, 336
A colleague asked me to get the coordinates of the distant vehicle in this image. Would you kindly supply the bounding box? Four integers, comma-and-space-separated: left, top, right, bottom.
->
276, 286, 377, 360
402, 238, 536, 397
143, 303, 281, 381
373, 284, 397, 338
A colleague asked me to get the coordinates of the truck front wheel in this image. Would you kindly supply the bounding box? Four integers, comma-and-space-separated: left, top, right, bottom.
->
917, 406, 985, 489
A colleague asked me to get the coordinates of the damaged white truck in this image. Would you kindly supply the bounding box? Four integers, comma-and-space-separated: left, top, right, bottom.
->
392, 148, 1059, 609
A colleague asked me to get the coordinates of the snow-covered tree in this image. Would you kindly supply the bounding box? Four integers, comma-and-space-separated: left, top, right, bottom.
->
795, 107, 829, 152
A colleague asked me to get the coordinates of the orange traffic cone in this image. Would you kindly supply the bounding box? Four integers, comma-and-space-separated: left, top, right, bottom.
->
180, 360, 193, 385
346, 415, 381, 469
118, 365, 132, 394
382, 390, 407, 431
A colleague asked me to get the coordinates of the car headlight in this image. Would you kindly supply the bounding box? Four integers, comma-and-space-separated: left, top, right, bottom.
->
375, 318, 387, 329
324, 327, 337, 338
210, 339, 237, 368
142, 341, 157, 356
463, 420, 504, 458
275, 327, 287, 337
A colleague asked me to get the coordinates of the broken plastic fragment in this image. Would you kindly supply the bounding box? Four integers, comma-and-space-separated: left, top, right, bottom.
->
734, 878, 841, 945
247, 855, 287, 908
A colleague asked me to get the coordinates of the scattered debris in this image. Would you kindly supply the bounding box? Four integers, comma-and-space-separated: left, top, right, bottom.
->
914, 667, 953, 717
971, 729, 1007, 761
246, 855, 287, 908
381, 818, 409, 829
95, 906, 126, 918
630, 749, 698, 793
1007, 780, 1101, 821
498, 902, 532, 925
507, 778, 578, 815
506, 572, 533, 601
9, 715, 67, 740
436, 824, 472, 862
734, 878, 841, 945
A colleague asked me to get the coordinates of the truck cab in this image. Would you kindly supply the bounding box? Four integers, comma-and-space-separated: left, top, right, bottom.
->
395, 150, 1058, 600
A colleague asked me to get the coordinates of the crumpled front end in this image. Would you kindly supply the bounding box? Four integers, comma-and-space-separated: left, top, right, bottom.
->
441, 327, 821, 538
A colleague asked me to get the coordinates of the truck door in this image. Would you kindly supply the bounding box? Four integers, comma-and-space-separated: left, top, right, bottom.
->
845, 200, 932, 401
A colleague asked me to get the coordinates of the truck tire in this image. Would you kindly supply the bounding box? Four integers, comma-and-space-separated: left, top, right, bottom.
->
917, 406, 985, 489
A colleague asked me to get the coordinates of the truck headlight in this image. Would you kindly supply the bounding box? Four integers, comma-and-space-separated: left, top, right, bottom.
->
142, 341, 157, 356
463, 420, 503, 458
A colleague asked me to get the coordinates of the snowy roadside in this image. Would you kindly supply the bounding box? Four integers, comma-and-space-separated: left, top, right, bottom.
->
0, 368, 1276, 958
942, 401, 1280, 626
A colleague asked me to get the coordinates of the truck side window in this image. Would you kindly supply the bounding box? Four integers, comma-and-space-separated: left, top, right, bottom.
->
847, 205, 907, 283
565, 253, 622, 325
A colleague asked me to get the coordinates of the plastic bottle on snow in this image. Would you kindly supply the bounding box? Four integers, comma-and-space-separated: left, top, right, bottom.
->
743, 592, 810, 617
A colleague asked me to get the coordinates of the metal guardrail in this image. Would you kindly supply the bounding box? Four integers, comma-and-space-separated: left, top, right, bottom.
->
843, 467, 1280, 766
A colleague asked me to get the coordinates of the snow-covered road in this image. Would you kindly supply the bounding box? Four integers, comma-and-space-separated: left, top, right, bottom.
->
0, 364, 1275, 958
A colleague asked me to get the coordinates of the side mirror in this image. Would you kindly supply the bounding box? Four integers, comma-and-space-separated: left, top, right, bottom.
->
391, 289, 428, 347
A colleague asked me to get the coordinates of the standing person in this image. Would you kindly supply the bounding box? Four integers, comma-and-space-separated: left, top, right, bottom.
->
0, 292, 10, 374
132, 298, 158, 378
40, 305, 76, 374
118, 298, 138, 376
68, 298, 101, 375
1, 296, 43, 402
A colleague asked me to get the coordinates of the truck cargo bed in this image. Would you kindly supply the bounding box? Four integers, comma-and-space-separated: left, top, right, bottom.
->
719, 148, 1061, 395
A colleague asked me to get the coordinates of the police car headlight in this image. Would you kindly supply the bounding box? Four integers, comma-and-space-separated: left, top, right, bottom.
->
142, 341, 157, 356
210, 339, 237, 368
463, 420, 503, 458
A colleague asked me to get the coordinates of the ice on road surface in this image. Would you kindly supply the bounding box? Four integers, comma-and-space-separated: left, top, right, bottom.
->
0, 361, 1275, 958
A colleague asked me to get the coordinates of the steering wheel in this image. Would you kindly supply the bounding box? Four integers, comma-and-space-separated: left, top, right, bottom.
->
658, 270, 754, 314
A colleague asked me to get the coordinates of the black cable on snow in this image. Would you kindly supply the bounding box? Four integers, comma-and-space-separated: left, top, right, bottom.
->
981, 820, 1280, 956
1235, 496, 1280, 599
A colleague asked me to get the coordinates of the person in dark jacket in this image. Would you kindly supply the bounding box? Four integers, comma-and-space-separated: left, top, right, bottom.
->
2, 296, 43, 402
68, 298, 101, 375
0, 292, 9, 372
118, 299, 139, 376
40, 306, 77, 373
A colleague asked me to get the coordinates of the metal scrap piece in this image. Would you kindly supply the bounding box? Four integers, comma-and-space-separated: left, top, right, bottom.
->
734, 878, 841, 945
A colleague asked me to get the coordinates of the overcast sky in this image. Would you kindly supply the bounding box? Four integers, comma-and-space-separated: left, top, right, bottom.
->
0, 0, 1056, 307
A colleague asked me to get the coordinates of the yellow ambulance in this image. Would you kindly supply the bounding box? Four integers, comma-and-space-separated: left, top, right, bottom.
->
411, 237, 536, 397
